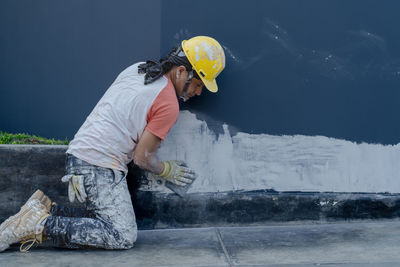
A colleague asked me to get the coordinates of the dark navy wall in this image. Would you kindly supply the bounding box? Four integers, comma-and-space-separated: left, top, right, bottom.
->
0, 0, 161, 140
162, 0, 400, 144
1, 1, 400, 144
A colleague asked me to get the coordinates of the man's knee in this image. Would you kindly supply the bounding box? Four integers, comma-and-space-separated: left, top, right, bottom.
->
122, 229, 137, 249
108, 221, 137, 249
117, 227, 137, 249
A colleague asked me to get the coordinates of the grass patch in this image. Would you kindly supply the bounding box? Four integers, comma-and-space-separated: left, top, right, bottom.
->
0, 131, 69, 145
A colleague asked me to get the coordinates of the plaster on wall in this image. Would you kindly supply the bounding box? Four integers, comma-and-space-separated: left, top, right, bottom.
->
144, 111, 400, 194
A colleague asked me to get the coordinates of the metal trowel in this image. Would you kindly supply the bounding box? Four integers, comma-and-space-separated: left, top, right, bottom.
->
165, 177, 196, 197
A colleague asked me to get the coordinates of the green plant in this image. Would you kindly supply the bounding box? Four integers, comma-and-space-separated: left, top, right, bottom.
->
0, 131, 69, 145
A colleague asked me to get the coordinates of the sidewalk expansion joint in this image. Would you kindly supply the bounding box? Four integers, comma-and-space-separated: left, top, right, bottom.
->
215, 228, 233, 266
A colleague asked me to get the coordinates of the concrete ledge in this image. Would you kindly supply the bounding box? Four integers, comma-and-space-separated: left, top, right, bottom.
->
0, 145, 69, 222
132, 190, 400, 229
1, 144, 400, 229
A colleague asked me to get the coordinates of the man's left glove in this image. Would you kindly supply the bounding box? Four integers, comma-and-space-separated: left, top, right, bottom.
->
61, 175, 87, 203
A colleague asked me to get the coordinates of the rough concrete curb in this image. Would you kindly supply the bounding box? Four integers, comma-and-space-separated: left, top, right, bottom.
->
0, 145, 70, 222
1, 145, 400, 229
133, 190, 400, 229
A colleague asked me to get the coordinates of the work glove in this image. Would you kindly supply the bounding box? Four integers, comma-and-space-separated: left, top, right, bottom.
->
158, 160, 197, 187
61, 174, 87, 203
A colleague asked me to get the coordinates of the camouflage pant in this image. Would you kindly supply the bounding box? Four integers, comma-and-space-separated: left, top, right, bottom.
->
45, 154, 137, 249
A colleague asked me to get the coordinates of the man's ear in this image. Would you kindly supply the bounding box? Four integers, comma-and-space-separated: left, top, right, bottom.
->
176, 66, 187, 79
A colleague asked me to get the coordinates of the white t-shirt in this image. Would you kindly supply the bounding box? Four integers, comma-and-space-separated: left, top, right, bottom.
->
67, 62, 179, 175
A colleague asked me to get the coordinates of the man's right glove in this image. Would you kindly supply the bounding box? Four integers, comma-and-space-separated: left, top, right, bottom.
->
158, 160, 197, 186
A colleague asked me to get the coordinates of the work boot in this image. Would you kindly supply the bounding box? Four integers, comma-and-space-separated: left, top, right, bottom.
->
0, 190, 53, 252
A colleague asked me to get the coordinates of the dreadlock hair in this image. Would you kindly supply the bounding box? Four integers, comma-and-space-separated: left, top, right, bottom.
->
138, 44, 200, 85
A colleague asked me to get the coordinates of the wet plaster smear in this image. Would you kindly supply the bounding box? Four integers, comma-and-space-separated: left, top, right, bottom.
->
144, 111, 400, 194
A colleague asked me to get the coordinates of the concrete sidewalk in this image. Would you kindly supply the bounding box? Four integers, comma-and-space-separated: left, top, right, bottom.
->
1, 220, 400, 266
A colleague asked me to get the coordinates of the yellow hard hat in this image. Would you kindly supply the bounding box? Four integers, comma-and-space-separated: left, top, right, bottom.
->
182, 36, 226, 93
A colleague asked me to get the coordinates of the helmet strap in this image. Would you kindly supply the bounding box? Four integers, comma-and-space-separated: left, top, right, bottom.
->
179, 70, 193, 102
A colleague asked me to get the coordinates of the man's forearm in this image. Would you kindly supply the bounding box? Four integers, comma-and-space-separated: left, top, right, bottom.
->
133, 151, 164, 175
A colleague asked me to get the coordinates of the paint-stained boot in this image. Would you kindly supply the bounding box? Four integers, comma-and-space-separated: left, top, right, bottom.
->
0, 190, 52, 252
